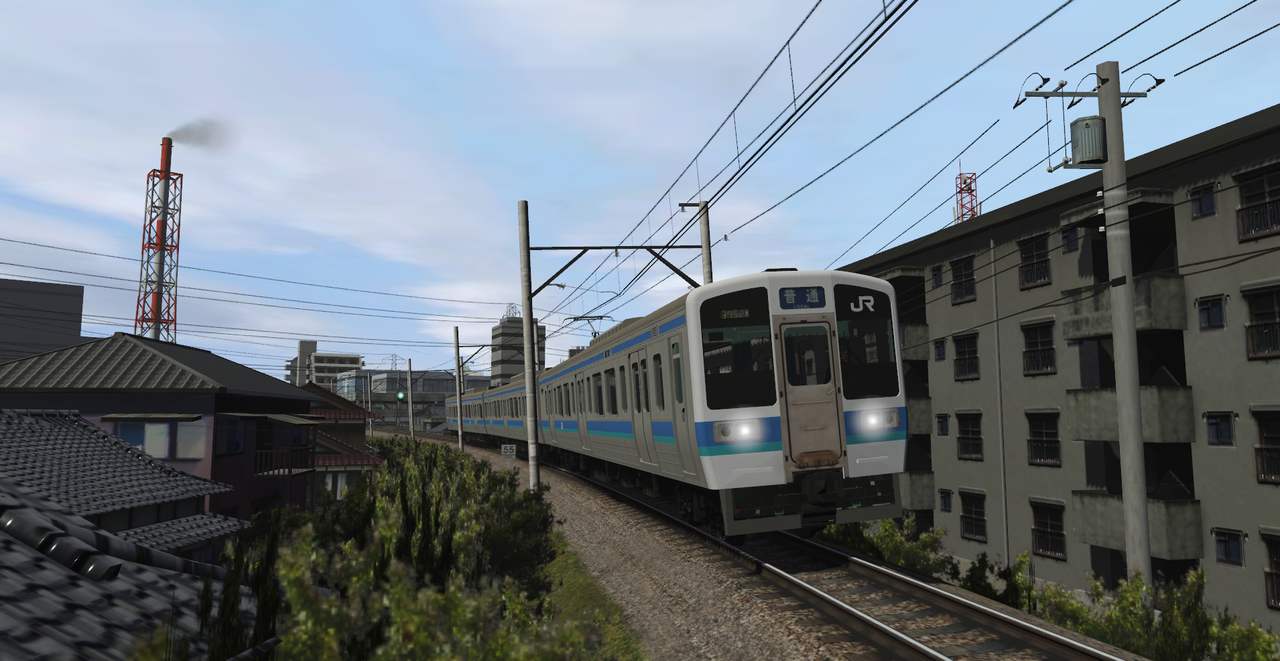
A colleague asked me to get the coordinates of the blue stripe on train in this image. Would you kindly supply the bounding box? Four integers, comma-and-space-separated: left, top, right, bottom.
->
694, 417, 784, 456
843, 407, 908, 444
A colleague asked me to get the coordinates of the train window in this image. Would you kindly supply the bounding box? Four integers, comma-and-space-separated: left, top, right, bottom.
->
605, 369, 618, 415
700, 287, 776, 410
672, 342, 684, 404
640, 359, 651, 412
834, 284, 900, 399
593, 373, 604, 416
619, 366, 628, 412
632, 363, 642, 412
782, 325, 833, 387
653, 354, 665, 411
578, 381, 585, 416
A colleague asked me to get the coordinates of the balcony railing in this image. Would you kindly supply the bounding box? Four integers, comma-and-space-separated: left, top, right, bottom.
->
1238, 199, 1280, 242
254, 447, 314, 476
1257, 446, 1280, 484
1266, 568, 1280, 610
958, 436, 984, 461
952, 278, 977, 304
1033, 528, 1067, 559
954, 356, 980, 381
961, 514, 987, 542
1019, 258, 1051, 289
1023, 347, 1056, 375
1028, 438, 1062, 466
1247, 321, 1280, 360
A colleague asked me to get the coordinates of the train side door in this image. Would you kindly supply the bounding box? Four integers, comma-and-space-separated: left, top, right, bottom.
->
775, 315, 848, 481
668, 334, 698, 477
628, 349, 658, 465
575, 375, 591, 451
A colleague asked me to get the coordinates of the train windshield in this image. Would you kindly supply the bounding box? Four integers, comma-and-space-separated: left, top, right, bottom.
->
833, 284, 899, 399
700, 287, 777, 410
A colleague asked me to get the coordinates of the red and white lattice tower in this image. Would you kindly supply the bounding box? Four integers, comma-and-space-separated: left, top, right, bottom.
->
953, 164, 978, 225
134, 137, 183, 342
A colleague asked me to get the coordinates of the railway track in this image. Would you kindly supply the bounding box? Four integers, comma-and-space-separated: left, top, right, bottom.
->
416, 433, 1145, 661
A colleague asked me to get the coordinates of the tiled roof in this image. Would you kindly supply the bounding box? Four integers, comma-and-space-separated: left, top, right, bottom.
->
113, 513, 249, 553
0, 409, 232, 516
0, 332, 323, 401
0, 480, 258, 661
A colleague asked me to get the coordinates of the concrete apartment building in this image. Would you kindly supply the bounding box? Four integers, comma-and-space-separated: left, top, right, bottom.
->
490, 316, 546, 386
284, 340, 364, 391
840, 103, 1280, 628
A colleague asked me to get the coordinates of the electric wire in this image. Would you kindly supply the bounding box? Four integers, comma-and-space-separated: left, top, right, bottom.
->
1123, 0, 1259, 73
1064, 0, 1182, 71
1174, 20, 1280, 77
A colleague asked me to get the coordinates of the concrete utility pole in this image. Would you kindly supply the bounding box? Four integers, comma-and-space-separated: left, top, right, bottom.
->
519, 200, 540, 491
454, 326, 464, 451
1097, 60, 1151, 582
680, 201, 714, 285
407, 359, 416, 441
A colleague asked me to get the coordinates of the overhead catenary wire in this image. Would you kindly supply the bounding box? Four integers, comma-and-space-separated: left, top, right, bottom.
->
1123, 0, 1259, 73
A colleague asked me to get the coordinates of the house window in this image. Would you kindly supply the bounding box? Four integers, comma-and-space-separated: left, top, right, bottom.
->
939, 489, 953, 513
957, 414, 982, 460
1028, 414, 1061, 466
932, 266, 943, 289
954, 334, 979, 381
937, 414, 950, 436
1198, 296, 1225, 330
1216, 529, 1244, 567
1257, 414, 1280, 484
1190, 185, 1216, 219
1032, 503, 1066, 559
951, 257, 976, 304
1023, 323, 1056, 375
934, 339, 946, 362
1246, 290, 1280, 359
960, 493, 987, 542
1206, 413, 1234, 447
1239, 172, 1280, 241
1019, 235, 1051, 289
117, 422, 171, 458
1265, 537, 1280, 609
1061, 227, 1079, 253
216, 419, 247, 455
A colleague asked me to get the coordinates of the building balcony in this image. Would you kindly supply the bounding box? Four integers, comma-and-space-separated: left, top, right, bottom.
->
1065, 386, 1194, 443
254, 447, 314, 476
1061, 272, 1186, 341
902, 323, 930, 362
1238, 199, 1280, 242
907, 396, 932, 436
1247, 321, 1280, 360
1257, 446, 1280, 484
1071, 490, 1203, 560
898, 471, 935, 510
1019, 258, 1051, 290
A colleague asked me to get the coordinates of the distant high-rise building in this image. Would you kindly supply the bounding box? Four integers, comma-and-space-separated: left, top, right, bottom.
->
567, 346, 587, 359
490, 316, 545, 387
285, 340, 363, 391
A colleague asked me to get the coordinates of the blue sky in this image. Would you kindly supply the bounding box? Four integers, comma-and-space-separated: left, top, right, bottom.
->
2, 0, 1277, 377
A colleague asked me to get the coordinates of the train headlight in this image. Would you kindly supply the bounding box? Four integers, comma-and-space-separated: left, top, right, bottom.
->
860, 408, 900, 431
713, 419, 762, 443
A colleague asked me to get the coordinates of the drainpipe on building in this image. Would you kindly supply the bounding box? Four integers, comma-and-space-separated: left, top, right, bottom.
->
991, 228, 1012, 570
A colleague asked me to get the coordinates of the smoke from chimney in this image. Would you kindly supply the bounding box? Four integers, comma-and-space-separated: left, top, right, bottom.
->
167, 119, 230, 150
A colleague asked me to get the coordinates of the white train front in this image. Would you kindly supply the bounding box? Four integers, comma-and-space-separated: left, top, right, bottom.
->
447, 269, 906, 540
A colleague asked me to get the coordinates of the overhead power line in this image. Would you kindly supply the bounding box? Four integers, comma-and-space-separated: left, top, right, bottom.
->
1123, 0, 1259, 73
1174, 20, 1280, 77
1064, 0, 1182, 70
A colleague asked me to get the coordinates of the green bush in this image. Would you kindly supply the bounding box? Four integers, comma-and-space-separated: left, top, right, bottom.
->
816, 513, 960, 582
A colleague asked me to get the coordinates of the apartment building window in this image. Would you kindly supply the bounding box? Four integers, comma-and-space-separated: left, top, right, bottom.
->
934, 339, 946, 362
932, 265, 943, 289
1215, 529, 1244, 567
1028, 414, 1061, 466
1061, 227, 1079, 253
1032, 503, 1066, 559
954, 334, 979, 381
957, 414, 983, 461
1206, 412, 1234, 446
1198, 296, 1225, 330
1246, 289, 1280, 360
1238, 171, 1280, 241
1019, 235, 1051, 289
960, 493, 987, 542
1265, 536, 1280, 610
1023, 323, 1056, 375
951, 257, 976, 304
1190, 185, 1216, 219
939, 489, 953, 513
937, 414, 950, 436
1257, 414, 1280, 485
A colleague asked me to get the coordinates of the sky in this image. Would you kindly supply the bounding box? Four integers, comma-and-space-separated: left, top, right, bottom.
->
2, 0, 1277, 378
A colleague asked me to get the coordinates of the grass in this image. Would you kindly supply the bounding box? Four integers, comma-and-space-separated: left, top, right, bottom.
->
545, 530, 647, 661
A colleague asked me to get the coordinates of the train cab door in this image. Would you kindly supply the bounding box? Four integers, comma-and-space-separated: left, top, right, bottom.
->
775, 315, 848, 482
668, 334, 698, 477
575, 376, 591, 451
627, 349, 658, 466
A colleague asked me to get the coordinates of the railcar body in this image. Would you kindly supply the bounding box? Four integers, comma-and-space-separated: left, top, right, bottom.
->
447, 269, 906, 538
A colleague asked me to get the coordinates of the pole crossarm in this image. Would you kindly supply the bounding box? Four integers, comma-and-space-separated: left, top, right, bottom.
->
645, 248, 701, 289
1025, 91, 1146, 98
532, 245, 705, 297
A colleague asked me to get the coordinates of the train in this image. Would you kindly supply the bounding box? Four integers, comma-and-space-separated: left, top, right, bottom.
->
446, 268, 906, 541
